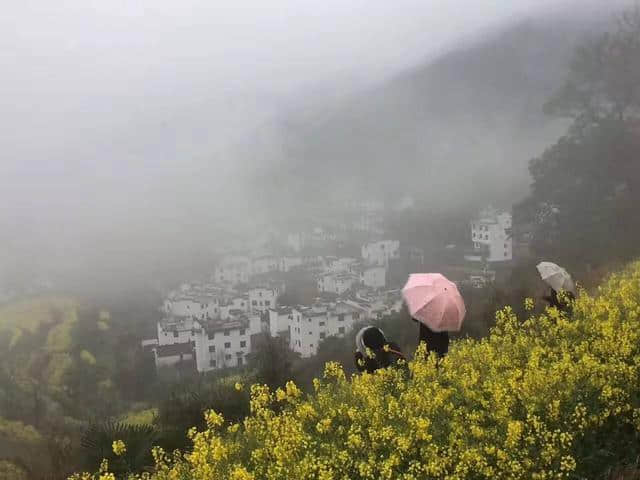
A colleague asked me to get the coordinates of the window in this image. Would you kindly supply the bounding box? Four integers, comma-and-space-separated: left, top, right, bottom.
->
505, 251, 508, 257
320, 332, 326, 339
224, 342, 231, 349
308, 318, 312, 322
472, 233, 476, 238
209, 345, 215, 353
309, 331, 312, 335
485, 234, 489, 240
265, 300, 270, 306
210, 359, 217, 367
240, 328, 246, 335
338, 327, 345, 334
310, 344, 314, 348
504, 243, 508, 248
173, 331, 179, 338
338, 314, 345, 322
353, 312, 360, 320
224, 330, 230, 336
225, 354, 232, 360
237, 357, 243, 366
252, 300, 257, 306
319, 321, 325, 326
240, 340, 246, 348
259, 301, 263, 306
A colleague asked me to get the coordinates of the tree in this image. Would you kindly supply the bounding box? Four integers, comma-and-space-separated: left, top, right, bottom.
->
520, 7, 640, 268
249, 334, 299, 389
544, 8, 640, 123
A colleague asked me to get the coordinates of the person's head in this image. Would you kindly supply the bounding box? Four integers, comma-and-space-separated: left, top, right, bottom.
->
355, 326, 387, 354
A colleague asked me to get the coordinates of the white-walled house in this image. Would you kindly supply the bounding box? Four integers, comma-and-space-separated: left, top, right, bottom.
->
164, 295, 220, 320
279, 256, 303, 272
317, 272, 359, 295
192, 318, 252, 372
268, 307, 302, 338
214, 256, 251, 285
287, 233, 304, 252
156, 316, 197, 346
252, 256, 279, 275
289, 302, 364, 357
327, 257, 359, 274
360, 266, 386, 289
248, 287, 278, 312
468, 207, 512, 263
361, 240, 400, 266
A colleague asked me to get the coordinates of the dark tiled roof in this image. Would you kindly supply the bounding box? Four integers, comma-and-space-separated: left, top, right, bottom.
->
156, 343, 193, 358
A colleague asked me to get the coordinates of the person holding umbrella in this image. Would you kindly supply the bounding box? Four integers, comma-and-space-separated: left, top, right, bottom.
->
402, 273, 466, 359
536, 262, 576, 314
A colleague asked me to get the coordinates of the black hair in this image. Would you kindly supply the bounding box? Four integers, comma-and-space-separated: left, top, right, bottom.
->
362, 326, 386, 350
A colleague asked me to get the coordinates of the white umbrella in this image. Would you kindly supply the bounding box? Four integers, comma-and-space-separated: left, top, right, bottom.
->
536, 262, 576, 294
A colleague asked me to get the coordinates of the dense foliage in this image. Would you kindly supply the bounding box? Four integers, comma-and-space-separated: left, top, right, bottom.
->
76, 260, 640, 479
517, 9, 640, 270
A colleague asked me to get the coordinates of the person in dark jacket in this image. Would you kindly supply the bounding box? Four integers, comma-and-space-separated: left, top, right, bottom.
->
354, 326, 405, 373
542, 287, 575, 314
416, 320, 449, 358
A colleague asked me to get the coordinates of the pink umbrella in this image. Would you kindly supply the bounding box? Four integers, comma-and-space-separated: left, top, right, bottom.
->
402, 273, 466, 332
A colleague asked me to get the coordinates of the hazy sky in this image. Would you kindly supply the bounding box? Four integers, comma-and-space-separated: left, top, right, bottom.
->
0, 0, 594, 282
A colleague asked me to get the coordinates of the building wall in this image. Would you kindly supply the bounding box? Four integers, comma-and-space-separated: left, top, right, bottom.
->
361, 266, 386, 289
317, 274, 357, 295
471, 210, 512, 262
252, 256, 279, 275
287, 233, 304, 252
157, 319, 195, 346
279, 256, 303, 272
193, 324, 251, 372
268, 308, 301, 337
166, 298, 220, 320
361, 240, 400, 266
289, 304, 362, 357
214, 256, 251, 285
328, 257, 358, 273
248, 287, 277, 312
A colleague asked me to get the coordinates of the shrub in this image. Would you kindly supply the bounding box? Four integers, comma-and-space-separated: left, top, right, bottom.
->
76, 261, 640, 479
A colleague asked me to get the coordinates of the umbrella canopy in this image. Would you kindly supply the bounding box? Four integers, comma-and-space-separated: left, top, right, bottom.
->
536, 262, 576, 294
402, 273, 466, 332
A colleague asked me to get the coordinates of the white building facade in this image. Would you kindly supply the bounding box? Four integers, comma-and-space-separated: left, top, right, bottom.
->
192, 319, 252, 372
317, 273, 359, 295
214, 256, 251, 285
470, 207, 512, 262
360, 266, 386, 289
361, 240, 400, 267
289, 302, 364, 357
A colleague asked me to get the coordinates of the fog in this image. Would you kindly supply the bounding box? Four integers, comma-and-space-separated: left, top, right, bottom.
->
0, 0, 620, 290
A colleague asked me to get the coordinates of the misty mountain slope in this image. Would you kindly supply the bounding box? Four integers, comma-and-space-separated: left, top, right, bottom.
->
259, 11, 615, 215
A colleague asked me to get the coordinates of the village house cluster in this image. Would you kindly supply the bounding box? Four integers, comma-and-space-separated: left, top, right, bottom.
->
143, 202, 513, 375
144, 237, 404, 374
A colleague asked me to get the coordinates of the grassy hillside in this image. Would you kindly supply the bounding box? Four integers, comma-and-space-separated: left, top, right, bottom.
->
0, 295, 157, 479
82, 260, 640, 479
